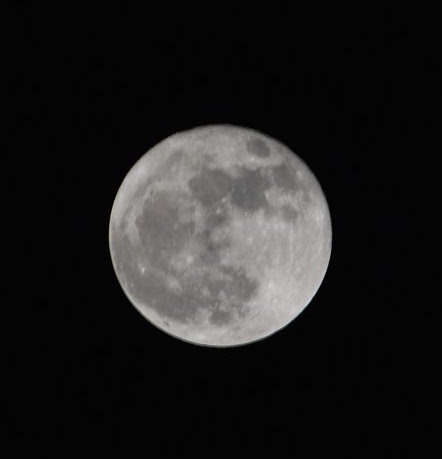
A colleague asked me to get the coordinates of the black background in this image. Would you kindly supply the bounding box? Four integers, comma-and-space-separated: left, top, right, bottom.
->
7, 6, 436, 457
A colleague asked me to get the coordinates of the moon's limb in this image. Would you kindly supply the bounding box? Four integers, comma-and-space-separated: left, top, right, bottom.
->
109, 125, 332, 346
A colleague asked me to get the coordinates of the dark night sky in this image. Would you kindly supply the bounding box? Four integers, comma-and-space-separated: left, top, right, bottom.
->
6, 6, 436, 457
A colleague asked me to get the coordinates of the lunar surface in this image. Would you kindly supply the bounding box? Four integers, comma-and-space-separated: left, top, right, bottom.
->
109, 125, 332, 346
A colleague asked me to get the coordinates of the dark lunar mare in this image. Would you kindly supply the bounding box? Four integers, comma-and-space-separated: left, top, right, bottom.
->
188, 166, 232, 206
270, 163, 298, 191
135, 190, 196, 271
245, 137, 271, 158
112, 183, 260, 326
230, 166, 271, 212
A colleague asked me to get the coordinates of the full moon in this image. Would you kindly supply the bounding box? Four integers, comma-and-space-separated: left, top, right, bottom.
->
109, 125, 332, 347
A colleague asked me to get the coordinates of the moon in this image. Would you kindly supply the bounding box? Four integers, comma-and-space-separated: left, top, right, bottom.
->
109, 125, 332, 347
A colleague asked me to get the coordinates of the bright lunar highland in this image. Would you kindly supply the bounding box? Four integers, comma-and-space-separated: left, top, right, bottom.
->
109, 125, 332, 346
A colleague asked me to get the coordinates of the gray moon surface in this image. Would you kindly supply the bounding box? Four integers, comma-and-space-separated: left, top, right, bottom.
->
109, 125, 332, 347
